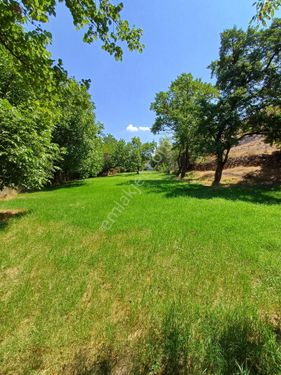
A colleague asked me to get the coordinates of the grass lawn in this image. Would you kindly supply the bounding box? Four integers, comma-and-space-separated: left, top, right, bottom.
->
1, 172, 281, 375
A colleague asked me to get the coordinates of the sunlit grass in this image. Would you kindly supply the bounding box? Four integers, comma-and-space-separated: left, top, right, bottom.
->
1, 173, 281, 374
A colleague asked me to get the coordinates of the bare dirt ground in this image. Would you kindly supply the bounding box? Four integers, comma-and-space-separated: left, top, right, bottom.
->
189, 137, 280, 186
229, 135, 276, 158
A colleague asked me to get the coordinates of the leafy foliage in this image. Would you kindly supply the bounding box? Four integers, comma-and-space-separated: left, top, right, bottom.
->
101, 135, 155, 175
150, 73, 217, 178
0, 48, 61, 190
101, 134, 126, 174
152, 138, 177, 174
0, 0, 144, 77
0, 46, 104, 189
201, 19, 281, 183
151, 20, 281, 184
0, 99, 60, 190
253, 0, 281, 24
126, 137, 155, 173
52, 79, 104, 182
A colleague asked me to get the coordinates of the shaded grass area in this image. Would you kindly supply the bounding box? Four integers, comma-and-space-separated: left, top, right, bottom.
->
0, 173, 281, 374
0, 209, 28, 231
121, 177, 281, 205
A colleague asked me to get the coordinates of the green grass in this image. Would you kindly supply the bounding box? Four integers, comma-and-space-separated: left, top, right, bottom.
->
1, 172, 281, 374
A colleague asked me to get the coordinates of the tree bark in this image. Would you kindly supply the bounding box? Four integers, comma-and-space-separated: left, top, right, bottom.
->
212, 148, 231, 185
180, 144, 190, 179
180, 155, 188, 179
176, 151, 182, 177
213, 159, 224, 185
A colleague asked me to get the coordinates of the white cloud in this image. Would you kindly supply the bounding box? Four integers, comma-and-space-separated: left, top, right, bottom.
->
126, 124, 139, 132
126, 124, 151, 132
139, 126, 150, 132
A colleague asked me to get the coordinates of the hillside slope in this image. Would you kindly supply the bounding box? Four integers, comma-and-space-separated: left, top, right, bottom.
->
191, 136, 281, 185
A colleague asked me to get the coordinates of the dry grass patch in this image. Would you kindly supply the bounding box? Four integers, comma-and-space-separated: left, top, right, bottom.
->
188, 166, 262, 186
0, 188, 17, 201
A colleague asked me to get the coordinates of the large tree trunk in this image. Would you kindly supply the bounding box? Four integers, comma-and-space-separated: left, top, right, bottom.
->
212, 148, 230, 185
180, 145, 190, 179
176, 151, 182, 177
213, 160, 224, 185
180, 156, 188, 178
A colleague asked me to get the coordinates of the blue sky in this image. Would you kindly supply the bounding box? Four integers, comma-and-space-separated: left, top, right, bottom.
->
46, 1, 261, 142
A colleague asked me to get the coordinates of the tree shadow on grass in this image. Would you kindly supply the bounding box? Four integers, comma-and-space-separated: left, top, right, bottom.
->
145, 312, 280, 375
218, 322, 263, 375
0, 220, 7, 231
158, 307, 189, 375
218, 318, 281, 375
242, 151, 281, 186
43, 180, 87, 192
61, 348, 116, 375
57, 312, 281, 375
119, 177, 281, 205
0, 209, 29, 231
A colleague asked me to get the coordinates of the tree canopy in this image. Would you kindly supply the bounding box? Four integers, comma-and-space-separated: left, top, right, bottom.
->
254, 0, 281, 24
150, 73, 217, 178
0, 0, 144, 62
52, 79, 104, 182
100, 135, 155, 175
203, 19, 281, 183
0, 47, 61, 189
0, 0, 144, 93
151, 19, 281, 184
0, 1, 145, 190
152, 138, 177, 174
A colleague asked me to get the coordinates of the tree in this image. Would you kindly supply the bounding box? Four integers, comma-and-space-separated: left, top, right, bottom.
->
0, 0, 143, 86
128, 137, 142, 174
152, 138, 177, 174
100, 135, 130, 175
0, 98, 60, 190
0, 47, 60, 190
150, 74, 217, 178
101, 134, 118, 175
52, 79, 104, 182
198, 99, 244, 184
141, 141, 157, 169
254, 0, 281, 24
115, 139, 129, 172
0, 46, 105, 189
126, 137, 155, 173
100, 136, 155, 175
200, 19, 281, 184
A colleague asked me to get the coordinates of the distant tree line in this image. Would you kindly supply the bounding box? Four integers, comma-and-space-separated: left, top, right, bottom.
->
151, 19, 281, 184
100, 135, 155, 176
